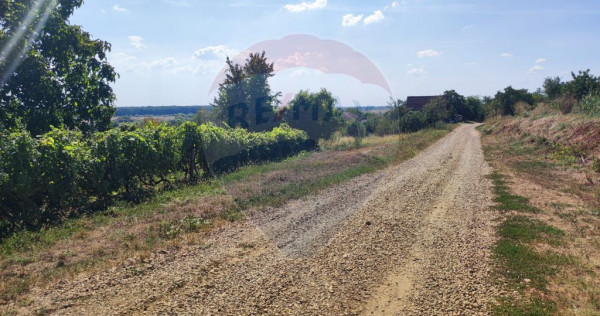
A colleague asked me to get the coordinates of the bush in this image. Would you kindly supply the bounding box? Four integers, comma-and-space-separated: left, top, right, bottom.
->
346, 121, 366, 138
398, 111, 425, 133
552, 95, 577, 114
0, 122, 314, 238
574, 94, 600, 116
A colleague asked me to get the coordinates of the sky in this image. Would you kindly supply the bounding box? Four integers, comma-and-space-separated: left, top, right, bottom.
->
69, 0, 600, 107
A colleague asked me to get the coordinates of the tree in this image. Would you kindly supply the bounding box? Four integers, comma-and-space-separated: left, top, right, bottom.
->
1, 0, 117, 135
543, 77, 564, 99
398, 111, 425, 133
492, 86, 533, 116
283, 89, 342, 142
442, 90, 469, 120
212, 51, 279, 132
465, 96, 484, 122
564, 70, 600, 100
386, 97, 408, 121
422, 97, 449, 125
346, 120, 366, 138
194, 107, 217, 125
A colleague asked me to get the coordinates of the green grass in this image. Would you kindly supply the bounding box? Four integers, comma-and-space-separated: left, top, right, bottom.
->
498, 216, 565, 246
487, 171, 570, 315
493, 297, 557, 316
494, 239, 570, 290
488, 172, 540, 213
512, 160, 556, 173
219, 151, 311, 183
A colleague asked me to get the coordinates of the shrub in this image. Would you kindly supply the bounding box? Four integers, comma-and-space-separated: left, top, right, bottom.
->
398, 111, 425, 133
552, 95, 577, 114
574, 94, 600, 116
514, 102, 532, 115
0, 122, 313, 238
346, 121, 366, 138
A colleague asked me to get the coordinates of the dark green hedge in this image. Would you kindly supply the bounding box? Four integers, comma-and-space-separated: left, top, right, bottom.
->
0, 122, 314, 237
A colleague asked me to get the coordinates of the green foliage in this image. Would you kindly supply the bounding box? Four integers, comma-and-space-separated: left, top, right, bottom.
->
543, 76, 564, 99
494, 239, 568, 290
488, 172, 540, 213
0, 0, 117, 135
283, 89, 343, 142
211, 51, 279, 132
346, 120, 366, 138
564, 69, 600, 100
422, 97, 449, 125
488, 171, 569, 315
398, 111, 425, 133
493, 295, 557, 316
574, 94, 600, 116
374, 117, 397, 136
550, 144, 583, 166
498, 216, 564, 245
465, 96, 485, 121
493, 86, 534, 116
0, 122, 314, 238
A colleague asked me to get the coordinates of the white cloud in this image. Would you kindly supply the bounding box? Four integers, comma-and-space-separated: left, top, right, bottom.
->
128, 36, 146, 50
528, 58, 547, 73
110, 52, 222, 75
284, 0, 327, 12
112, 4, 128, 12
194, 45, 238, 59
529, 64, 545, 73
384, 1, 400, 10
417, 49, 442, 58
364, 10, 385, 25
407, 66, 426, 76
500, 53, 512, 57
465, 61, 478, 66
342, 14, 363, 27
462, 24, 475, 30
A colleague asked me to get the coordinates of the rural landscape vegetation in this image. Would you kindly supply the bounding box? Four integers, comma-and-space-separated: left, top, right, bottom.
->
1, 0, 600, 315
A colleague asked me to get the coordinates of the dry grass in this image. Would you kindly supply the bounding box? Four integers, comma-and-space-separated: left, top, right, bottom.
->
482, 116, 600, 315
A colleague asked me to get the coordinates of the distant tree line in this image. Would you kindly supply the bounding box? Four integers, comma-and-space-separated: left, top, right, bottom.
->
115, 106, 210, 117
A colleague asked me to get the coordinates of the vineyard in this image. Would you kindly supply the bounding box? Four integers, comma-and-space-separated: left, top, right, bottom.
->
0, 122, 314, 238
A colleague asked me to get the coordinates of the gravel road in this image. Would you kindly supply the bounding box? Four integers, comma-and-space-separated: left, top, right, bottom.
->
24, 124, 499, 315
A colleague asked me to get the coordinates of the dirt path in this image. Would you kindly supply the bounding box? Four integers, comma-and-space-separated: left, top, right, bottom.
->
20, 124, 499, 315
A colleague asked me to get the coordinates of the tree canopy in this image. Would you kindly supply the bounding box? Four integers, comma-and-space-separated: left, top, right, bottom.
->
283, 89, 342, 141
211, 51, 280, 132
492, 86, 533, 116
1, 0, 118, 135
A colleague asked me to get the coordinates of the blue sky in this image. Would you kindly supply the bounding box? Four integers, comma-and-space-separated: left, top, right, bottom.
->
70, 0, 600, 107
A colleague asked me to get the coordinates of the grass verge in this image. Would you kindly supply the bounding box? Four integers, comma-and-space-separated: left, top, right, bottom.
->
481, 117, 600, 315
488, 171, 569, 315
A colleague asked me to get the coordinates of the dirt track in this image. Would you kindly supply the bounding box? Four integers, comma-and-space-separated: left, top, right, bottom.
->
23, 124, 499, 315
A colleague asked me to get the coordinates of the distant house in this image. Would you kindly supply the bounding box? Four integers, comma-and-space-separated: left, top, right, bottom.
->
405, 96, 439, 111
342, 111, 359, 121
